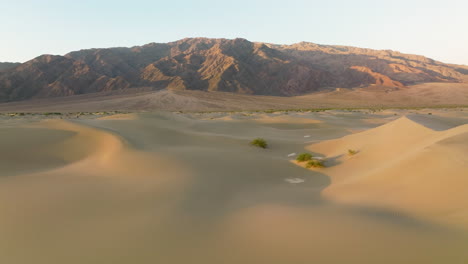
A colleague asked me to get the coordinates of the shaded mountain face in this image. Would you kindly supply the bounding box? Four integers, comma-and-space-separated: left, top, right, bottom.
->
0, 62, 21, 71
0, 38, 466, 102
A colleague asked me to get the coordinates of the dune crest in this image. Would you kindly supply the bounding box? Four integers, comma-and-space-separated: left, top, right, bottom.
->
37, 119, 125, 166
13, 119, 188, 186
303, 116, 468, 228
0, 119, 127, 177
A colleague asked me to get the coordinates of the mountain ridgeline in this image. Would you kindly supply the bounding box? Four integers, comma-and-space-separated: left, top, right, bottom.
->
0, 38, 467, 102
0, 62, 21, 72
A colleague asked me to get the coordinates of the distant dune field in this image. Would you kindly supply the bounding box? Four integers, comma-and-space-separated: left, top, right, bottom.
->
0, 82, 467, 113
0, 109, 467, 263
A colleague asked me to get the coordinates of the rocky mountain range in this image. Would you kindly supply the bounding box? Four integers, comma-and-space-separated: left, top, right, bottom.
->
0, 38, 466, 102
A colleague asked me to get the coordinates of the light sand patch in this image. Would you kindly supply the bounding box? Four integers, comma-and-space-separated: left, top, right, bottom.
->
284, 178, 305, 184
253, 115, 322, 124
206, 114, 323, 124
212, 115, 236, 121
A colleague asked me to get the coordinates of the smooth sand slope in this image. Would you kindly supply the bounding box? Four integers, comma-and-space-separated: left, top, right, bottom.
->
1, 110, 467, 264
304, 116, 468, 228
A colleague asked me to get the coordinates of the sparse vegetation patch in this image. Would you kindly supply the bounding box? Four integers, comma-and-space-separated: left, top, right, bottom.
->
296, 153, 313, 162
295, 152, 326, 169
306, 159, 325, 168
44, 112, 62, 116
250, 138, 268, 149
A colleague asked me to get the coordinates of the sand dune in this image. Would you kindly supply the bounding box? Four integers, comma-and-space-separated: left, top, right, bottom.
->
0, 119, 125, 177
26, 119, 189, 184
96, 113, 138, 120
41, 120, 124, 164
304, 116, 468, 228
208, 113, 323, 128
1, 110, 468, 263
0, 125, 82, 176
253, 115, 322, 124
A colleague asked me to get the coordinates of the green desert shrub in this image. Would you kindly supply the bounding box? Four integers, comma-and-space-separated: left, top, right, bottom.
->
296, 153, 313, 162
44, 112, 62, 116
250, 138, 268, 149
348, 149, 358, 156
306, 159, 325, 168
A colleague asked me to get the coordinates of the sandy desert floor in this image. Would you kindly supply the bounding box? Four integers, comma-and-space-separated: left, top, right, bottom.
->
0, 108, 467, 264
0, 82, 467, 113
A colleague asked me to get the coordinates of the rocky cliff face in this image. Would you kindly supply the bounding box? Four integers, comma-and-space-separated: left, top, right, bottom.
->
0, 38, 466, 102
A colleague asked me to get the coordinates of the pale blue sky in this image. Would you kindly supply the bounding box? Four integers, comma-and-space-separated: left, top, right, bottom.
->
1, 0, 467, 64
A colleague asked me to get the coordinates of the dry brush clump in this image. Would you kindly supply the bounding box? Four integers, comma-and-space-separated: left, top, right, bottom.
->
296, 153, 313, 162
295, 152, 326, 168
306, 159, 325, 168
250, 138, 268, 149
